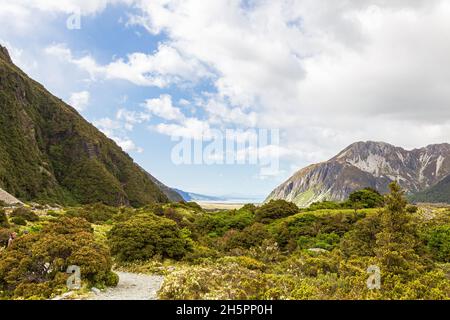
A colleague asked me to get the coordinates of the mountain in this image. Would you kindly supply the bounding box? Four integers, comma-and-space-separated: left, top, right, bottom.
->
173, 189, 224, 202
410, 174, 450, 204
142, 170, 184, 202
0, 45, 168, 206
266, 141, 450, 207
0, 188, 23, 206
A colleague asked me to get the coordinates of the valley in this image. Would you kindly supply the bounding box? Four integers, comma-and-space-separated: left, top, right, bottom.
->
0, 45, 449, 301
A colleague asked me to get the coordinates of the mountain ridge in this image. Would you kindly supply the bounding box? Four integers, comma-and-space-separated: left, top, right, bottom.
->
267, 140, 450, 207
0, 45, 169, 206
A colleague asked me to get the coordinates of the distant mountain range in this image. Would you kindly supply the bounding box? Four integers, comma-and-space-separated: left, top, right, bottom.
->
267, 141, 450, 207
0, 45, 168, 206
173, 189, 224, 202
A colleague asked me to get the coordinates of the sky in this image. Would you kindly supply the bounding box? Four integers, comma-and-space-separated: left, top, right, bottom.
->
1, 0, 450, 198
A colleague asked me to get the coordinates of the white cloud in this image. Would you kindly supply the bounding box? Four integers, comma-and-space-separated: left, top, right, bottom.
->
153, 117, 212, 140
129, 0, 450, 171
68, 91, 90, 112
94, 113, 146, 153
45, 43, 209, 87
143, 94, 185, 121
116, 108, 151, 130
4, 0, 450, 179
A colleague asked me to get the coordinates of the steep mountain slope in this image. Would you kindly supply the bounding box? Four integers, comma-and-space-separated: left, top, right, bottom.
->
410, 174, 450, 204
0, 45, 168, 206
267, 141, 450, 207
141, 169, 184, 202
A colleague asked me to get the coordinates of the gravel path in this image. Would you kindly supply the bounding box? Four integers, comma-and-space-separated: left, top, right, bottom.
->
89, 272, 164, 300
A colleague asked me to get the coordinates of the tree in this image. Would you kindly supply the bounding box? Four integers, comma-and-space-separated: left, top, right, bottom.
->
374, 182, 423, 277
345, 188, 385, 209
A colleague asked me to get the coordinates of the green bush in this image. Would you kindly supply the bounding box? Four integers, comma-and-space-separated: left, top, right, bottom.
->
11, 216, 26, 226
343, 188, 385, 209
271, 211, 364, 250
218, 223, 270, 251
194, 209, 254, 237
0, 217, 115, 299
66, 203, 119, 224
297, 232, 340, 251
406, 205, 419, 213
108, 214, 192, 262
0, 210, 9, 228
307, 201, 342, 211
10, 207, 39, 222
426, 225, 450, 262
255, 200, 299, 223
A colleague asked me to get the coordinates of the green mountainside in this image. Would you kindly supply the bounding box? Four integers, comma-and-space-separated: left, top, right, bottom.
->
0, 45, 168, 206
410, 174, 450, 204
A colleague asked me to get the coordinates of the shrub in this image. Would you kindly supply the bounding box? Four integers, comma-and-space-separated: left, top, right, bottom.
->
241, 203, 257, 214
406, 205, 419, 213
343, 188, 385, 209
0, 217, 115, 299
0, 210, 9, 228
66, 203, 118, 224
426, 225, 450, 262
10, 207, 39, 222
142, 203, 164, 216
307, 201, 342, 211
218, 223, 270, 251
108, 214, 192, 262
297, 232, 340, 251
194, 209, 254, 236
10, 216, 26, 226
255, 200, 299, 223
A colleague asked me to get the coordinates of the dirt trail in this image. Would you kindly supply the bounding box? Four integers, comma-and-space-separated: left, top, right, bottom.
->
89, 271, 164, 300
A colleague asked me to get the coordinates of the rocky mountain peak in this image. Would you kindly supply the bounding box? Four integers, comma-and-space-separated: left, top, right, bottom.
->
267, 141, 450, 207
0, 45, 12, 64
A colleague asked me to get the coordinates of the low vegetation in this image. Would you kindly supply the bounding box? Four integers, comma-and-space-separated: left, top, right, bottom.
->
0, 184, 448, 300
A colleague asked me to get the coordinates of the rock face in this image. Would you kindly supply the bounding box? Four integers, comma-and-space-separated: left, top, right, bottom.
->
266, 141, 450, 207
0, 188, 23, 205
0, 45, 168, 206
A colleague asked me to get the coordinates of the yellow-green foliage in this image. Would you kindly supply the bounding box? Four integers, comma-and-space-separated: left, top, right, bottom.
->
159, 183, 449, 300
0, 217, 117, 299
10, 207, 39, 222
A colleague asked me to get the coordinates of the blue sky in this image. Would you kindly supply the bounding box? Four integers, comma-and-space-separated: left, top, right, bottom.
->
1, 1, 450, 198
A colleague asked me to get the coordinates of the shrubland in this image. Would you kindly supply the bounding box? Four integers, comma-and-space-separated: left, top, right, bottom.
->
0, 185, 448, 300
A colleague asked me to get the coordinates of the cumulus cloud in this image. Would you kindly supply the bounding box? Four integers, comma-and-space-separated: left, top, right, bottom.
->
68, 91, 90, 112
45, 43, 209, 87
152, 117, 213, 140
143, 94, 186, 121
128, 0, 450, 167
4, 0, 450, 177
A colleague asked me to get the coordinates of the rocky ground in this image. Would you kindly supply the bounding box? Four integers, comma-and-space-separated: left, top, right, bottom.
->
88, 271, 164, 300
